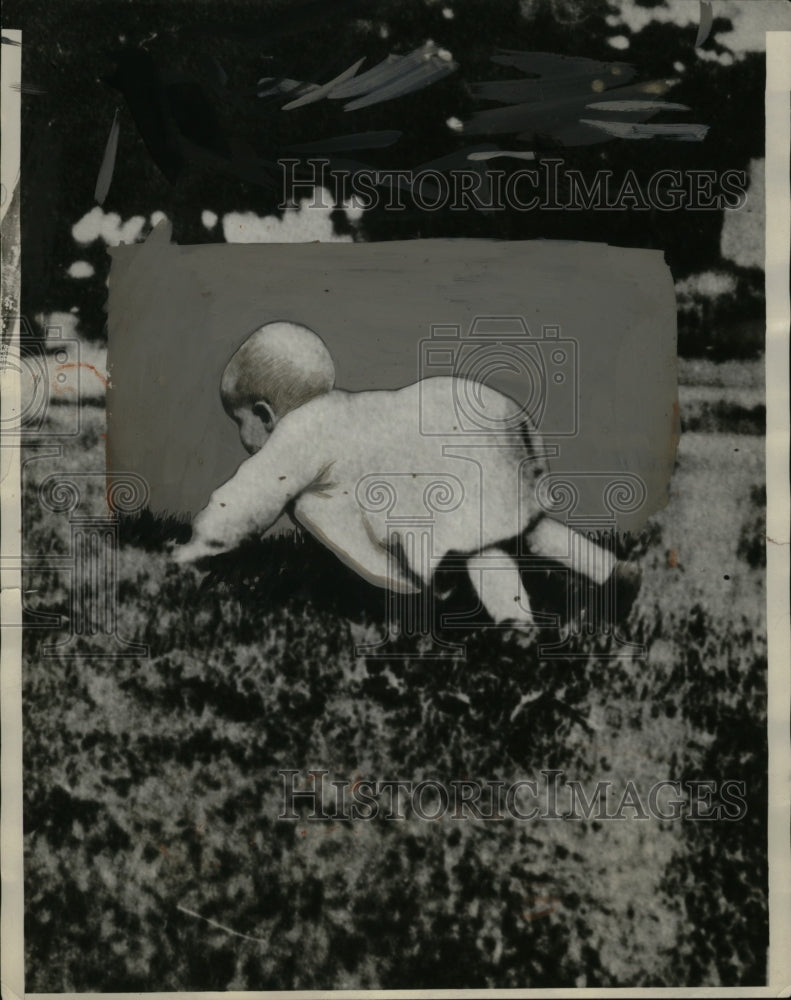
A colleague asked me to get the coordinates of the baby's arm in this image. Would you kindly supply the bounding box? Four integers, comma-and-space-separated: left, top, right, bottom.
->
173, 413, 323, 564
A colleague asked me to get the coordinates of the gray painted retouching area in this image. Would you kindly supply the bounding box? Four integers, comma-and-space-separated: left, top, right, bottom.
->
106, 222, 679, 536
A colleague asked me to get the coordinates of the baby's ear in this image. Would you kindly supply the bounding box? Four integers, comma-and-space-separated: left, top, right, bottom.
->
252, 399, 276, 431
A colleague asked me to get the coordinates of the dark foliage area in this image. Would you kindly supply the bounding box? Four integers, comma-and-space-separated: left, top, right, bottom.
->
661, 605, 768, 985
677, 270, 765, 361
6, 0, 766, 356
682, 401, 765, 436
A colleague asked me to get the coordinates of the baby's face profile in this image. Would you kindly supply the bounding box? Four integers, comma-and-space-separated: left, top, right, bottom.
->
230, 400, 276, 454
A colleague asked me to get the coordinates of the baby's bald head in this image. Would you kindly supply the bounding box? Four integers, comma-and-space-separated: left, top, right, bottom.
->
221, 321, 335, 453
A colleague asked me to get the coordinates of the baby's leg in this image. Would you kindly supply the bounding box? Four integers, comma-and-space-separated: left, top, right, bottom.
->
466, 547, 535, 626
524, 515, 642, 623
525, 515, 616, 584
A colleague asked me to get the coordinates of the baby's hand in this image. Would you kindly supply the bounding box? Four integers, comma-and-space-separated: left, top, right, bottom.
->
169, 537, 226, 566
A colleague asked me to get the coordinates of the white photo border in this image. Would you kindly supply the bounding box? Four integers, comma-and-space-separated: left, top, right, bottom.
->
1, 22, 790, 1000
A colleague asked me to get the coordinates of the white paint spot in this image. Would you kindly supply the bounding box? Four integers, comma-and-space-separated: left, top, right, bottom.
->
675, 270, 737, 301
442, 7, 454, 18
673, 61, 685, 73
721, 157, 764, 269
72, 206, 146, 246
202, 210, 218, 229
712, 0, 791, 53
437, 47, 453, 61
221, 188, 361, 244
343, 196, 366, 222
696, 48, 734, 66
608, 35, 630, 51
446, 116, 463, 132
605, 0, 791, 55
67, 261, 95, 279
150, 210, 168, 227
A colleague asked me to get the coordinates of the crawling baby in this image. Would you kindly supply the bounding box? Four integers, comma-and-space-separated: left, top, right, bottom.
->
173, 322, 640, 626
